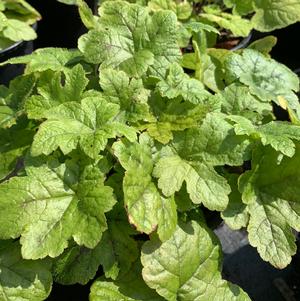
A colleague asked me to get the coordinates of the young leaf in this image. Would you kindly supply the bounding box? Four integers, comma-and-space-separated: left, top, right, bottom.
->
141, 220, 250, 301
0, 160, 116, 259
184, 21, 220, 34
124, 168, 177, 241
77, 0, 98, 29
1, 48, 83, 73
200, 10, 252, 37
144, 94, 219, 144
240, 145, 300, 268
100, 68, 151, 122
0, 240, 52, 301
26, 65, 88, 119
78, 1, 180, 78
31, 97, 136, 159
248, 35, 277, 56
157, 62, 211, 104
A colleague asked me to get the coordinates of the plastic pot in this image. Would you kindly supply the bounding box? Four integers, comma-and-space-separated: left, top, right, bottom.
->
230, 32, 253, 51
270, 22, 300, 70
214, 31, 253, 51
0, 28, 36, 86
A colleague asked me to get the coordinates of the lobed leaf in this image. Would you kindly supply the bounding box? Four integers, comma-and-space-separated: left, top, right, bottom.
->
78, 1, 180, 78
0, 160, 116, 259
31, 97, 136, 159
141, 220, 250, 300
0, 240, 52, 301
240, 145, 300, 268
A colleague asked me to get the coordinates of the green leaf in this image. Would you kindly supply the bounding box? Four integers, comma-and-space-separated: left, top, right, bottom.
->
0, 119, 34, 181
0, 74, 36, 125
0, 104, 15, 128
177, 22, 191, 48
248, 35, 277, 56
0, 160, 116, 259
141, 220, 250, 301
153, 113, 251, 211
26, 65, 88, 119
157, 63, 211, 104
225, 49, 300, 114
3, 0, 41, 24
153, 155, 230, 210
181, 44, 229, 92
252, 0, 300, 31
100, 68, 151, 122
78, 1, 180, 78
31, 97, 136, 159
2, 19, 36, 42
144, 94, 219, 144
113, 140, 177, 241
200, 11, 252, 37
95, 221, 139, 280
124, 168, 177, 241
221, 173, 249, 230
229, 116, 300, 157
240, 145, 300, 268
148, 0, 192, 20
170, 113, 251, 166
224, 0, 254, 15
218, 83, 273, 122
77, 0, 98, 29
1, 48, 83, 73
0, 240, 52, 301
185, 21, 220, 34
90, 261, 164, 301
113, 139, 153, 173
53, 241, 104, 285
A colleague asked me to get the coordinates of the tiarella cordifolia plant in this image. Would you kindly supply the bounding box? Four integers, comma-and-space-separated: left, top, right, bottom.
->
0, 1, 300, 300
86, 0, 300, 49
0, 0, 40, 50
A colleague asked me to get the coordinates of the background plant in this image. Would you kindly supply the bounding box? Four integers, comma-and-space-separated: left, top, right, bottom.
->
0, 1, 300, 300
0, 0, 40, 50
87, 0, 300, 49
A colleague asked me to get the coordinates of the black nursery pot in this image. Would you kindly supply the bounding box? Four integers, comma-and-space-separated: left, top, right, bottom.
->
0, 39, 34, 86
214, 31, 253, 51
27, 0, 96, 49
231, 32, 253, 51
269, 22, 300, 70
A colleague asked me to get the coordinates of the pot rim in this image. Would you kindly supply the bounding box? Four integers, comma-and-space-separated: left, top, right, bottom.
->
230, 31, 253, 51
